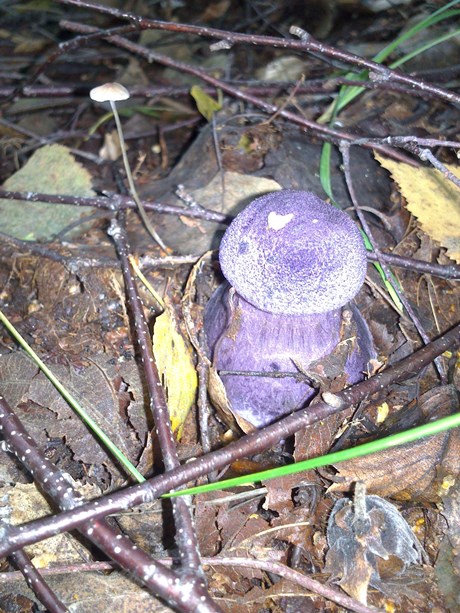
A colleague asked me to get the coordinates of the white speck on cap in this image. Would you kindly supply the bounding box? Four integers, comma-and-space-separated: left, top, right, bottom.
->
267, 211, 294, 230
89, 82, 130, 103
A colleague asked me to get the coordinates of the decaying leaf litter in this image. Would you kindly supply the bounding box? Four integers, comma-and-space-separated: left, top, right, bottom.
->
0, 1, 459, 612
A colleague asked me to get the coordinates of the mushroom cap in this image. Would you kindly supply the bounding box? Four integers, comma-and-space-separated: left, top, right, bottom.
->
89, 82, 130, 103
219, 190, 367, 315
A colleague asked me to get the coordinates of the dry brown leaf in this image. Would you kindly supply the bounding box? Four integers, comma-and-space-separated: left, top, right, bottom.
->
435, 480, 460, 610
0, 352, 146, 484
195, 491, 225, 557
325, 484, 423, 605
329, 385, 460, 502
45, 570, 170, 613
4, 482, 97, 563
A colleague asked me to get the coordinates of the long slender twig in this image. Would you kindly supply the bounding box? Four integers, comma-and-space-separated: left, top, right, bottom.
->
404, 143, 460, 190
204, 557, 380, 613
7, 549, 68, 613
21, 0, 459, 110
1, 322, 458, 557
59, 19, 417, 166
0, 117, 102, 164
0, 190, 230, 223
365, 251, 460, 281
107, 214, 208, 584
353, 136, 460, 150
2, 74, 459, 102
5, 23, 141, 102
1, 190, 459, 279
1, 232, 457, 289
0, 394, 220, 612
55, 0, 460, 106
0, 556, 379, 613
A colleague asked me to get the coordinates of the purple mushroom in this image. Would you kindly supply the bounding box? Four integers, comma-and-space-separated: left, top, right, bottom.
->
205, 190, 375, 431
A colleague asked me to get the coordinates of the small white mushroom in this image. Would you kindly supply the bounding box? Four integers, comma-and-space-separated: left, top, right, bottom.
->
89, 82, 130, 103
89, 82, 167, 250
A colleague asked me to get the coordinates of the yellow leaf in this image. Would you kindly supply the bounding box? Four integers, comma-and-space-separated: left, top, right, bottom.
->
190, 85, 222, 121
32, 552, 59, 568
152, 297, 197, 439
375, 154, 460, 263
376, 401, 389, 424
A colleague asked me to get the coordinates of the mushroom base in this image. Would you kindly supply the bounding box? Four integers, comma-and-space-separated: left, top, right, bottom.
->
205, 283, 375, 430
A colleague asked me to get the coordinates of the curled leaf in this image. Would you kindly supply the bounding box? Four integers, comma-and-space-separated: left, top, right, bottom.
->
375, 153, 460, 263
328, 385, 460, 502
152, 296, 198, 439
190, 85, 222, 121
326, 482, 423, 604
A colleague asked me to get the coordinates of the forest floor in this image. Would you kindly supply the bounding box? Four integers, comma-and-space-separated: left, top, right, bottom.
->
0, 1, 459, 612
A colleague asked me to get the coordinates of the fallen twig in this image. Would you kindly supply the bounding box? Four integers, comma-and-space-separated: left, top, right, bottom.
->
1, 322, 457, 556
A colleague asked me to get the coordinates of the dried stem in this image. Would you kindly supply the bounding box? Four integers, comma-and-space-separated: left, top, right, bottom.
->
0, 394, 219, 612
340, 141, 447, 383
1, 322, 458, 556
107, 215, 208, 584
8, 549, 68, 613
54, 0, 460, 106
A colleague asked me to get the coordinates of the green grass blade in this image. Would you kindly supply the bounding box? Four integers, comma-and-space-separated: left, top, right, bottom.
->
361, 233, 404, 314
87, 111, 113, 136
374, 3, 460, 61
165, 412, 460, 498
390, 28, 460, 70
318, 5, 460, 313
330, 2, 460, 114
319, 142, 334, 200
319, 148, 404, 313
371, 260, 403, 314
0, 310, 145, 483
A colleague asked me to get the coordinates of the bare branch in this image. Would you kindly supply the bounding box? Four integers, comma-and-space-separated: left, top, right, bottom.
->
1, 322, 458, 556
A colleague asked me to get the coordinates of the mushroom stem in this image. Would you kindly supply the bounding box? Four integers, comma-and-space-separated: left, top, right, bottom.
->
109, 99, 167, 250
206, 284, 375, 431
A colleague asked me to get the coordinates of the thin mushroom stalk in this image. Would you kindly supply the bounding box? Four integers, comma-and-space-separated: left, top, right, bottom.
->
205, 190, 376, 431
89, 82, 167, 250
